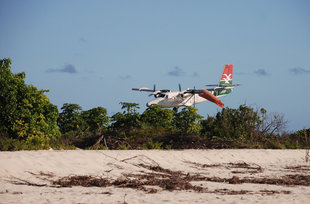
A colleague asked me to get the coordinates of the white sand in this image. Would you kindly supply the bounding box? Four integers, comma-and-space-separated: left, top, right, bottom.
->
0, 149, 309, 203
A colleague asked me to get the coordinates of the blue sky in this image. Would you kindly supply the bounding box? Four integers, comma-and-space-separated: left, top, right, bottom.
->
1, 0, 309, 131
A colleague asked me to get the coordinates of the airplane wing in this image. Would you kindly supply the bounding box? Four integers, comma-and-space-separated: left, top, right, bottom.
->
132, 87, 155, 92
132, 87, 172, 93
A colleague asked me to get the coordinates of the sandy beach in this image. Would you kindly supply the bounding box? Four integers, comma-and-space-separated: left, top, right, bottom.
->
0, 149, 309, 203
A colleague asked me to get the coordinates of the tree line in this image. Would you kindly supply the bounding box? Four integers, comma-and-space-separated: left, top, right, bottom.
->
1, 58, 309, 150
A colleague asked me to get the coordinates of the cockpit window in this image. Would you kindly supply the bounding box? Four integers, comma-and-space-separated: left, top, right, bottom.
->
155, 93, 166, 98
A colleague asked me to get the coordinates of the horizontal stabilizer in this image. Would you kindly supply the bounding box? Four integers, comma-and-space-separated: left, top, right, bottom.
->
212, 87, 233, 91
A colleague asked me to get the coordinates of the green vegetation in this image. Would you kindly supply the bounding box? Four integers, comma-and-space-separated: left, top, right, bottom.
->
1, 58, 309, 150
0, 58, 60, 150
57, 103, 110, 149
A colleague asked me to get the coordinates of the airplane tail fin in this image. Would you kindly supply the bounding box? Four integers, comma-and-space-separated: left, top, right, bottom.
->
217, 64, 233, 96
205, 64, 240, 98
219, 64, 233, 87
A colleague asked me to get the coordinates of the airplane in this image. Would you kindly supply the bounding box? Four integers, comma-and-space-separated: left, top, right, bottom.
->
132, 64, 240, 109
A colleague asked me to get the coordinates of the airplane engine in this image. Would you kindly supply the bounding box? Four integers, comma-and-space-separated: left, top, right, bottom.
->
199, 88, 224, 108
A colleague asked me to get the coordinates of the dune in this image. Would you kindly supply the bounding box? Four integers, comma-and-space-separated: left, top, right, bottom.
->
0, 149, 309, 203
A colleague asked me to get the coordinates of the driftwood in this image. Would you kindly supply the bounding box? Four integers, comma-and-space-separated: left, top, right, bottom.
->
92, 135, 108, 149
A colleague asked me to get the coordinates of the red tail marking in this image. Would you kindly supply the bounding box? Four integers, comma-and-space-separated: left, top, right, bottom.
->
220, 64, 233, 81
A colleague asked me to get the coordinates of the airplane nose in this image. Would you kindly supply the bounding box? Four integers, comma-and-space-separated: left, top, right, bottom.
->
146, 102, 152, 107
147, 99, 161, 107
147, 101, 155, 107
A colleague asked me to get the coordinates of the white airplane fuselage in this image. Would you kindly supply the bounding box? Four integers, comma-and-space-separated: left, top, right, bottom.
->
146, 91, 209, 108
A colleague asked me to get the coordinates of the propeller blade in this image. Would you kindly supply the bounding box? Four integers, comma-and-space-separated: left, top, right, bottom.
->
199, 88, 224, 108
179, 83, 181, 92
